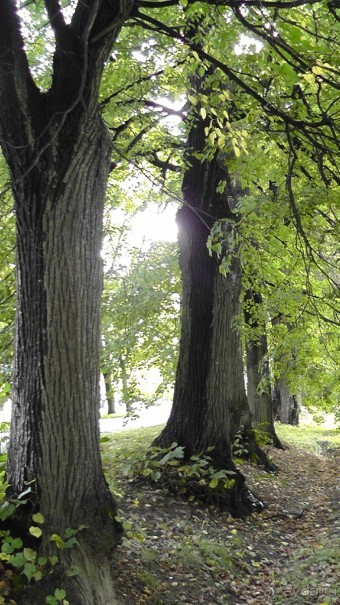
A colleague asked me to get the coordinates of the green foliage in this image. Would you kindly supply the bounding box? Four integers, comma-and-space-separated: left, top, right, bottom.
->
0, 193, 15, 409
0, 469, 81, 604
232, 430, 249, 458
0, 495, 59, 599
101, 228, 180, 412
115, 441, 237, 505
50, 526, 87, 551
45, 589, 68, 605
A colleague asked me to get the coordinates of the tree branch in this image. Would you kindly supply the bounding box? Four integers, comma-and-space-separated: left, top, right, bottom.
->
44, 0, 67, 43
100, 66, 169, 108
132, 9, 339, 177
144, 99, 186, 118
0, 0, 39, 153
136, 0, 324, 9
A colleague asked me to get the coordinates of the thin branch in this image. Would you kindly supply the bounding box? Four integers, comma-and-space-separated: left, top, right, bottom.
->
144, 99, 186, 118
133, 10, 338, 137
150, 151, 181, 172
100, 66, 170, 108
136, 0, 180, 7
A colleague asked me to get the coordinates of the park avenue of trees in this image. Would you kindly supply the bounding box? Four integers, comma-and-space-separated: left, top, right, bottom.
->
0, 0, 338, 603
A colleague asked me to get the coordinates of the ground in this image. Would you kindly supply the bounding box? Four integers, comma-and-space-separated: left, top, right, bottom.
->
102, 425, 339, 605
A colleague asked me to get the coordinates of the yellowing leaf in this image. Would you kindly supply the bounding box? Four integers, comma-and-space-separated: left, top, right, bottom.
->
312, 65, 324, 75
302, 73, 316, 86
32, 512, 44, 524
29, 526, 42, 538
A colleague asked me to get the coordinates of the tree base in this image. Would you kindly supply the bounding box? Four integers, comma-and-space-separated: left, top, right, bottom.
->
235, 427, 278, 472
13, 541, 119, 605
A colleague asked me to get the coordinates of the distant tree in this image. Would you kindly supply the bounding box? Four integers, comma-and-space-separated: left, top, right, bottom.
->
243, 290, 282, 447
102, 238, 180, 413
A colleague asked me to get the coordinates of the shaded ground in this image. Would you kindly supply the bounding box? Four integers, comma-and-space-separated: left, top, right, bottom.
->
106, 431, 339, 605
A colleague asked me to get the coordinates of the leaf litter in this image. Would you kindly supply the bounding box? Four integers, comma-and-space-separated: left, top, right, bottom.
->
110, 441, 339, 605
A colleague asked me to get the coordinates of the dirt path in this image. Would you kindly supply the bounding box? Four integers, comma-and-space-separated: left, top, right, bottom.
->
112, 445, 339, 605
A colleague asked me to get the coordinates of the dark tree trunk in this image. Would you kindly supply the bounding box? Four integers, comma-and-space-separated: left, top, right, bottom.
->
104, 371, 116, 415
153, 93, 265, 516
7, 112, 121, 605
244, 291, 282, 448
0, 1, 133, 602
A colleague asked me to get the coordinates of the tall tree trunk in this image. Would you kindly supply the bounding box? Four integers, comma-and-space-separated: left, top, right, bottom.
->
120, 355, 133, 413
273, 379, 301, 425
271, 316, 301, 426
244, 290, 282, 448
0, 1, 134, 601
104, 371, 117, 415
153, 93, 266, 516
7, 114, 121, 605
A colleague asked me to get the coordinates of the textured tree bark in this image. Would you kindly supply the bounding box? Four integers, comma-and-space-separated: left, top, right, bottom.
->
153, 94, 266, 516
0, 1, 134, 602
7, 114, 121, 605
244, 291, 282, 448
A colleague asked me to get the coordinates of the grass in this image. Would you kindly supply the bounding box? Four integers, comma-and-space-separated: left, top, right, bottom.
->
101, 422, 340, 466
100, 425, 161, 492
276, 424, 340, 455
101, 425, 160, 464
100, 412, 126, 419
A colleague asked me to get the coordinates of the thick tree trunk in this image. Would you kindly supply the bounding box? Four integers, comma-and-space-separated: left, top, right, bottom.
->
6, 115, 121, 604
0, 1, 136, 600
244, 291, 282, 448
153, 99, 265, 515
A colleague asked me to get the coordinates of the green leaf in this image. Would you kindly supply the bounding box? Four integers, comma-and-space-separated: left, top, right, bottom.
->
10, 552, 26, 568
54, 588, 67, 600
29, 525, 42, 538
38, 556, 48, 566
0, 502, 16, 520
23, 561, 37, 581
12, 537, 23, 550
66, 565, 80, 577
24, 547, 37, 561
51, 533, 65, 548
100, 435, 110, 443
32, 512, 45, 524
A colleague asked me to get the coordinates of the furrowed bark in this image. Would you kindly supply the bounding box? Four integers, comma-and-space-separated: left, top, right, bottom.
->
153, 82, 266, 515
0, 1, 134, 602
